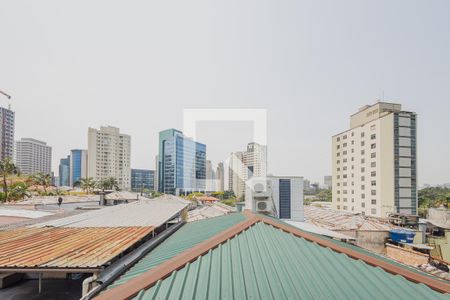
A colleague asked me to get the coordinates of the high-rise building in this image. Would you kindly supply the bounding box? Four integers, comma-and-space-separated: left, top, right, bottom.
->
324, 176, 332, 189
15, 138, 52, 175
205, 160, 216, 191
228, 142, 267, 198
158, 129, 182, 192
59, 156, 70, 186
332, 102, 417, 217
0, 106, 14, 160
88, 126, 131, 190
216, 162, 224, 192
154, 155, 159, 193
131, 169, 155, 192
159, 129, 206, 195
70, 149, 88, 186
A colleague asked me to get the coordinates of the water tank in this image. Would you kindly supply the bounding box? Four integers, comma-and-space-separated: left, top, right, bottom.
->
389, 229, 416, 244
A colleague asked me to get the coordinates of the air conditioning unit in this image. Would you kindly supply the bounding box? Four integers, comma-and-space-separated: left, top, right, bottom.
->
256, 200, 269, 212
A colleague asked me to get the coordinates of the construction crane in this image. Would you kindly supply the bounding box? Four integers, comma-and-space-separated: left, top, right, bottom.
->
0, 90, 11, 100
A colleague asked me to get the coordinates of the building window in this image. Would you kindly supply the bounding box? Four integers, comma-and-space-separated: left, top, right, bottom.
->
361, 132, 365, 138
361, 141, 365, 146
337, 167, 340, 171
337, 183, 340, 186
343, 143, 347, 147
337, 198, 340, 202
371, 143, 376, 149
337, 137, 340, 142
337, 145, 340, 149
343, 159, 347, 163
343, 182, 347, 186
337, 153, 340, 157
371, 208, 376, 215
361, 150, 365, 155
371, 180, 376, 186
361, 202, 365, 208
337, 205, 340, 209
361, 167, 365, 172
371, 171, 376, 177
351, 148, 354, 153
361, 193, 365, 199
343, 135, 347, 140
371, 190, 376, 196
337, 160, 340, 164
351, 141, 354, 145
343, 150, 347, 155
371, 199, 376, 205
371, 134, 376, 140
371, 152, 376, 158
343, 198, 347, 202
361, 176, 365, 181
343, 174, 347, 179
351, 132, 354, 137
371, 162, 376, 167
361, 158, 365, 164
361, 185, 365, 190
370, 125, 376, 130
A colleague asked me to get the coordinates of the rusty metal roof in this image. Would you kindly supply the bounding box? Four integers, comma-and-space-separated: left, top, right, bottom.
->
0, 227, 153, 270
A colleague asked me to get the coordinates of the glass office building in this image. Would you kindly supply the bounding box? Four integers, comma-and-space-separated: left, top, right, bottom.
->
131, 169, 155, 192
161, 132, 206, 195
58, 156, 70, 187
158, 129, 182, 192
70, 149, 88, 186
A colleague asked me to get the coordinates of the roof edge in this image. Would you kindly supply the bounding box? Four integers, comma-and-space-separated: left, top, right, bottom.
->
255, 213, 450, 294
94, 214, 259, 300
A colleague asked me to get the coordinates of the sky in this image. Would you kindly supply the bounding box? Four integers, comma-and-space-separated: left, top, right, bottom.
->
0, 0, 449, 185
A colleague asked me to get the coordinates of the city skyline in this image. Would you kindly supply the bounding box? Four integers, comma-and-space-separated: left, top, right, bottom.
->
2, 1, 450, 185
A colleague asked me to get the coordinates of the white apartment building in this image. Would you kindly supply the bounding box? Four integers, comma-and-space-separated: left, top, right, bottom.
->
228, 142, 267, 198
88, 126, 131, 190
332, 102, 417, 217
15, 138, 52, 175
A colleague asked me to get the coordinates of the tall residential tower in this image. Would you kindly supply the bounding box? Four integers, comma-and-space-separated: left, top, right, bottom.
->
0, 106, 14, 160
15, 138, 52, 175
88, 126, 131, 190
332, 102, 417, 217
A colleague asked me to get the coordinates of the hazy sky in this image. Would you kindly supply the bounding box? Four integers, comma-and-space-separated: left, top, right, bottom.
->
1, 1, 449, 185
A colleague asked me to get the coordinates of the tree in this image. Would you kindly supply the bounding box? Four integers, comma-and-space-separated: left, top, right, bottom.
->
315, 189, 332, 202
8, 182, 30, 201
31, 173, 52, 193
76, 177, 97, 194
97, 177, 120, 192
0, 158, 19, 201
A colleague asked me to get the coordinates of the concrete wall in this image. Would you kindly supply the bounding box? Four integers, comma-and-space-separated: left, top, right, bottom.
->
336, 230, 390, 254
386, 244, 428, 266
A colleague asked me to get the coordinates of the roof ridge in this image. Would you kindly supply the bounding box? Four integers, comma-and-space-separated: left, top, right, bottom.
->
94, 214, 259, 300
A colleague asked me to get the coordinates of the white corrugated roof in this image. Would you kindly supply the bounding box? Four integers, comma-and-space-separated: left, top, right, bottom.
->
0, 208, 54, 219
31, 195, 189, 228
285, 220, 356, 241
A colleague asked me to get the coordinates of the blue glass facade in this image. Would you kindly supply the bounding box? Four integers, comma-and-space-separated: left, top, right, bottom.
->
131, 169, 155, 192
59, 156, 70, 186
163, 135, 206, 194
279, 179, 291, 219
158, 129, 183, 192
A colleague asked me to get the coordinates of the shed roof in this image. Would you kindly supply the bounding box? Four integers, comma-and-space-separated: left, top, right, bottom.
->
0, 227, 153, 270
32, 195, 188, 228
97, 213, 450, 299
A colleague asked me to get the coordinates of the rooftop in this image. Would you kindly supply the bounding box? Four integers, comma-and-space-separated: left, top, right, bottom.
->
0, 227, 153, 271
96, 213, 449, 299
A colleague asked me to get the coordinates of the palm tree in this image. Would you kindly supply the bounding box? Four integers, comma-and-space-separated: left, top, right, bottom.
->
98, 177, 120, 192
0, 158, 19, 201
78, 177, 96, 194
31, 173, 52, 193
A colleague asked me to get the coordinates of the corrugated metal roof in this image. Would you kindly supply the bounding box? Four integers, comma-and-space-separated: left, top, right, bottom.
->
285, 220, 356, 240
187, 203, 236, 222
32, 195, 188, 228
304, 205, 398, 231
108, 213, 246, 289
133, 221, 448, 300
0, 227, 153, 269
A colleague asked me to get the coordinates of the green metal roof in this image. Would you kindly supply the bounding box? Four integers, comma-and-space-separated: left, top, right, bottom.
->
133, 221, 448, 300
109, 213, 246, 289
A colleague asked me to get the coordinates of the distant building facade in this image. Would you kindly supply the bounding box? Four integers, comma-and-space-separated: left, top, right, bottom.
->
159, 129, 206, 195
332, 102, 418, 217
216, 162, 224, 192
70, 149, 88, 186
15, 138, 52, 175
59, 156, 70, 186
158, 129, 182, 192
324, 176, 332, 189
206, 160, 216, 191
228, 142, 267, 198
88, 126, 131, 190
0, 106, 14, 160
131, 169, 155, 192
245, 176, 304, 221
